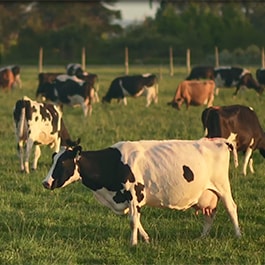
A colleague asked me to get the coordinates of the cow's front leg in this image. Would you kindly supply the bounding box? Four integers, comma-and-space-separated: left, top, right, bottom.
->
129, 203, 149, 246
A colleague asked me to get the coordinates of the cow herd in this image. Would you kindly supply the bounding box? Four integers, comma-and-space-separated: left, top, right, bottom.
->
6, 63, 265, 245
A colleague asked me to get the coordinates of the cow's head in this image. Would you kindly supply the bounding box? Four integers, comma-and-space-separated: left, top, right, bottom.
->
102, 95, 111, 103
42, 139, 82, 190
167, 100, 180, 110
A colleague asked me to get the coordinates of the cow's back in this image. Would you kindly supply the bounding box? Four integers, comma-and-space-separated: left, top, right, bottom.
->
179, 80, 215, 104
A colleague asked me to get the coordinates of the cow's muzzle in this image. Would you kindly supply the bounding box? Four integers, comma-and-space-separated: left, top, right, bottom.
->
42, 181, 51, 190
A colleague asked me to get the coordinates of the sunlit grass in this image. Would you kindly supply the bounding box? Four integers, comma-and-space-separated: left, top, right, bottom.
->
0, 65, 264, 264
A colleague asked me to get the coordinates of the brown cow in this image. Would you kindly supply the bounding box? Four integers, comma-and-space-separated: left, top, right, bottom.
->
202, 104, 265, 176
168, 80, 215, 110
0, 68, 15, 92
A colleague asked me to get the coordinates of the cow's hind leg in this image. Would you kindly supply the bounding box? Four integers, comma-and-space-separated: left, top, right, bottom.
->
220, 194, 241, 237
243, 145, 253, 176
18, 141, 25, 172
32, 145, 41, 170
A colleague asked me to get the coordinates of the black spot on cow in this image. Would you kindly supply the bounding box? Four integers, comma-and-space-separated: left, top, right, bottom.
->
113, 190, 132, 203
135, 182, 145, 203
136, 205, 141, 213
121, 164, 136, 183
183, 165, 194, 182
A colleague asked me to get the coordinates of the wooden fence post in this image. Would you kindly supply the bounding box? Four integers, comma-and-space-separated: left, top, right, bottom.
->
125, 46, 129, 75
39, 47, 43, 73
169, 46, 174, 76
215, 46, 219, 67
186, 48, 190, 73
82, 47, 86, 70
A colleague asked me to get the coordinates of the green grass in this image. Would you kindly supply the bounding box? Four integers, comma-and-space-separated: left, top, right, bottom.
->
1, 64, 265, 264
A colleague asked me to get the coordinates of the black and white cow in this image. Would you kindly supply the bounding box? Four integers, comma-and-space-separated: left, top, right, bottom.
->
256, 68, 265, 85
42, 138, 241, 245
202, 104, 265, 176
214, 66, 263, 95
102, 74, 158, 107
36, 76, 94, 117
13, 96, 72, 173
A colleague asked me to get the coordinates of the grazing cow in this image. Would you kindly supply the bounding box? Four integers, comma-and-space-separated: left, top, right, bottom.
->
214, 66, 248, 88
36, 77, 94, 117
214, 66, 263, 95
13, 96, 72, 173
256, 68, 265, 85
186, 66, 215, 80
233, 73, 264, 96
167, 80, 215, 110
201, 105, 265, 176
102, 74, 158, 107
0, 68, 15, 91
42, 138, 241, 245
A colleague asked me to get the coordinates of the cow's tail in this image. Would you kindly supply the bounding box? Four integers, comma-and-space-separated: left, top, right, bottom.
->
226, 133, 239, 168
18, 103, 26, 139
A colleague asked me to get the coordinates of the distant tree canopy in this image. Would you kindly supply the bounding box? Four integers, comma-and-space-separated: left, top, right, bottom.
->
0, 0, 265, 65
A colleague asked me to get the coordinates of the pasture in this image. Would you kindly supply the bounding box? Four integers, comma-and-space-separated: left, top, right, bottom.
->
1, 64, 265, 264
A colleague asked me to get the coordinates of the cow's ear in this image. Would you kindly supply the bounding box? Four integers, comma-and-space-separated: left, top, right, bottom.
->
66, 138, 81, 148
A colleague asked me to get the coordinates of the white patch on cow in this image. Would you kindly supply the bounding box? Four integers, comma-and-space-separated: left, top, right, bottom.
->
93, 188, 129, 215
227, 132, 238, 168
243, 138, 255, 176
214, 73, 225, 88
67, 95, 90, 116
142, 73, 151, 77
240, 68, 250, 78
56, 74, 84, 84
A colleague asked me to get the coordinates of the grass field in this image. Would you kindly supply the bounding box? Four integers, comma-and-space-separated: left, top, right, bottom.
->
1, 64, 265, 265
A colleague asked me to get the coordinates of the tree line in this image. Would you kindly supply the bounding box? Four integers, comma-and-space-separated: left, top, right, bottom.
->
1, 0, 265, 66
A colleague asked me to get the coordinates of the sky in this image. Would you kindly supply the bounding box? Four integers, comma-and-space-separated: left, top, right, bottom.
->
110, 1, 160, 26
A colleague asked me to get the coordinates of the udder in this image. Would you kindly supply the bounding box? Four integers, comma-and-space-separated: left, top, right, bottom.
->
193, 189, 219, 216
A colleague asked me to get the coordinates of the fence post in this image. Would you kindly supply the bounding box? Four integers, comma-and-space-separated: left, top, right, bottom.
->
82, 47, 86, 70
125, 46, 129, 75
215, 46, 219, 67
169, 46, 174, 76
39, 47, 43, 73
186, 48, 190, 73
